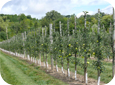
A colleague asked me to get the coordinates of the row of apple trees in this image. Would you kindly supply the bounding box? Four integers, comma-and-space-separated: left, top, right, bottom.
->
0, 11, 113, 85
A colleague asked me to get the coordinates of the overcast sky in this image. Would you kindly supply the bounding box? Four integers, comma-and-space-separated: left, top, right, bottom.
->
0, 0, 113, 19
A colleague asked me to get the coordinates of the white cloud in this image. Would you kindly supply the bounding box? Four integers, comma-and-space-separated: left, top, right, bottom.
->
1, 0, 72, 18
104, 0, 115, 8
77, 11, 95, 18
77, 12, 84, 18
76, 4, 113, 18
0, 0, 112, 19
0, 0, 11, 11
101, 5, 113, 14
71, 0, 108, 6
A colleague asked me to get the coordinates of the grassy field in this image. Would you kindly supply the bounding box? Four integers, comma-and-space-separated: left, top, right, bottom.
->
0, 51, 68, 85
0, 50, 112, 85
45, 54, 112, 84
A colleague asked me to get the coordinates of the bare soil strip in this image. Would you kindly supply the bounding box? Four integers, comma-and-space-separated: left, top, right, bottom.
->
21, 57, 105, 85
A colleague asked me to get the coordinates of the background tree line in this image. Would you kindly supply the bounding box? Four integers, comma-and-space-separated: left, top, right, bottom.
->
0, 10, 113, 41
0, 13, 39, 41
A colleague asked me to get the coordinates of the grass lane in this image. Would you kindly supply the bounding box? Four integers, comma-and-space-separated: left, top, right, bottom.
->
0, 51, 67, 85
45, 54, 112, 84
0, 49, 112, 84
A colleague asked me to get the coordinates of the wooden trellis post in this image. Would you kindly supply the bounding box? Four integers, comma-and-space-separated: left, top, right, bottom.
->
24, 31, 26, 59
59, 21, 62, 37
42, 27, 45, 67
73, 15, 76, 35
109, 22, 112, 34
59, 21, 64, 74
67, 19, 70, 78
97, 9, 101, 85
45, 26, 48, 70
67, 19, 69, 37
83, 11, 88, 85
22, 33, 25, 59
74, 15, 77, 80
75, 15, 76, 30
6, 27, 8, 40
50, 24, 54, 72
113, 7, 115, 78
39, 28, 41, 66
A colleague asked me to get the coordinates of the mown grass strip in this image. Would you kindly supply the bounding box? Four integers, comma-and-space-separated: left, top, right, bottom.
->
0, 51, 67, 85
44, 54, 112, 84
0, 58, 22, 85
0, 52, 38, 85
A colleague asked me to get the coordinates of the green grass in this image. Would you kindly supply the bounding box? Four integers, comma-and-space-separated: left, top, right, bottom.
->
41, 54, 112, 84
0, 51, 67, 85
1, 50, 112, 84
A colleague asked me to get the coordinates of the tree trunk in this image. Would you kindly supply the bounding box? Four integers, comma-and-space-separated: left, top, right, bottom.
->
55, 56, 58, 72
46, 53, 48, 71
84, 56, 87, 84
39, 52, 41, 66
43, 52, 45, 67
61, 58, 64, 74
97, 60, 101, 85
75, 53, 77, 80
51, 54, 53, 72
67, 57, 70, 78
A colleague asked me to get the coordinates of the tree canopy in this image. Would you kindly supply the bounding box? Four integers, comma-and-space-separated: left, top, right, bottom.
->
0, 10, 113, 41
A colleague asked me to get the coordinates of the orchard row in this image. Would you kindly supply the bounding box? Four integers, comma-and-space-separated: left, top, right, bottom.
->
0, 9, 114, 85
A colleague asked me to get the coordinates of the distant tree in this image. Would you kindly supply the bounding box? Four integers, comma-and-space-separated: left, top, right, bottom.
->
32, 18, 37, 21
0, 17, 5, 31
10, 22, 21, 34
40, 17, 49, 27
18, 14, 27, 22
101, 15, 112, 31
0, 16, 9, 31
94, 12, 106, 19
30, 20, 34, 27
20, 19, 30, 32
45, 10, 63, 22
91, 17, 97, 24
27, 15, 32, 19
65, 15, 71, 18
2, 16, 7, 21
0, 14, 4, 17
11, 14, 18, 22
55, 17, 67, 32
0, 31, 7, 40
34, 21, 39, 29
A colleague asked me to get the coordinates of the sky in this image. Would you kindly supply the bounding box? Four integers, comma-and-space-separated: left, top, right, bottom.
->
0, 0, 114, 19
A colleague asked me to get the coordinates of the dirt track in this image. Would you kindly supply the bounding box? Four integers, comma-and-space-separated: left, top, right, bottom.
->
24, 57, 105, 85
